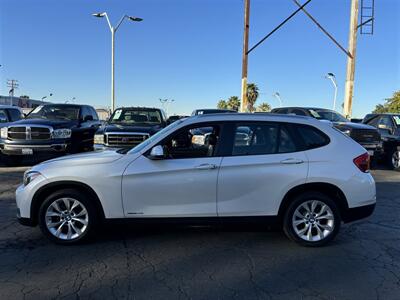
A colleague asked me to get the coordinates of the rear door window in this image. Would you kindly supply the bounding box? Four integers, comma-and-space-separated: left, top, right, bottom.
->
231, 122, 300, 156
233, 123, 279, 155
279, 126, 297, 153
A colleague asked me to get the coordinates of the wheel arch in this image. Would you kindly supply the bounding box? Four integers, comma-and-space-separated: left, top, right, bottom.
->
278, 182, 348, 220
30, 181, 105, 225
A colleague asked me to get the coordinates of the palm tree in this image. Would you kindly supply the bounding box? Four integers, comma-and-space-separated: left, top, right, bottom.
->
227, 96, 241, 111
217, 100, 228, 109
246, 83, 259, 112
257, 102, 271, 112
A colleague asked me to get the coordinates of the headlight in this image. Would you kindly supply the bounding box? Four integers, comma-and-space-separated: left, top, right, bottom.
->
94, 134, 104, 144
52, 128, 71, 139
0, 127, 8, 139
23, 171, 41, 186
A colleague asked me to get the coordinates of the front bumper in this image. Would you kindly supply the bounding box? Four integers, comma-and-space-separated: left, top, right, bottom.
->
17, 209, 36, 227
0, 143, 69, 155
342, 203, 376, 223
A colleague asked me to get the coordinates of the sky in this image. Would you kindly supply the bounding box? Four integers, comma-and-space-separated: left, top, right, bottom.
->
0, 0, 399, 117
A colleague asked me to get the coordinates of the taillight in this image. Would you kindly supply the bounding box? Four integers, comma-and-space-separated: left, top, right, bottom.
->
353, 152, 370, 173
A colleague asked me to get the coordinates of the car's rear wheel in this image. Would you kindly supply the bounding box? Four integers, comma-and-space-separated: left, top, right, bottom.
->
283, 192, 341, 247
38, 189, 98, 244
389, 148, 400, 171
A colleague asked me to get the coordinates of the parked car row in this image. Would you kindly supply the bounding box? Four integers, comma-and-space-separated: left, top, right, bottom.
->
0, 104, 169, 164
0, 104, 101, 164
1, 104, 398, 171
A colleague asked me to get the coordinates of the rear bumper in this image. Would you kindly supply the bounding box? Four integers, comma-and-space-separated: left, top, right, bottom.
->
342, 203, 376, 223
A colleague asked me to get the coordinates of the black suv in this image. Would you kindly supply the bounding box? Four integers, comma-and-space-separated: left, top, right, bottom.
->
94, 107, 167, 149
271, 107, 382, 156
363, 113, 400, 171
0, 104, 100, 162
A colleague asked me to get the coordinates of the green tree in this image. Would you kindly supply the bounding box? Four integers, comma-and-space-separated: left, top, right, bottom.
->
256, 102, 271, 112
373, 91, 400, 113
217, 100, 228, 109
227, 96, 241, 111
246, 83, 259, 112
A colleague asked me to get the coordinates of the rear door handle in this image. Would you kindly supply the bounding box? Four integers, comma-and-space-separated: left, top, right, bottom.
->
280, 158, 304, 165
195, 164, 217, 170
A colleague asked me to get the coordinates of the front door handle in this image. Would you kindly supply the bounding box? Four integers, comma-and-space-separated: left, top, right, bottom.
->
280, 158, 304, 165
195, 164, 217, 170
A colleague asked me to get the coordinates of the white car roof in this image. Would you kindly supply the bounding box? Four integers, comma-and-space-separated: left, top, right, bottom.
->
183, 112, 328, 127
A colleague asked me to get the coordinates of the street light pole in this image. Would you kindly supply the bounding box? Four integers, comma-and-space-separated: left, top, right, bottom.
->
325, 73, 338, 111
111, 27, 115, 113
273, 92, 283, 107
93, 12, 143, 113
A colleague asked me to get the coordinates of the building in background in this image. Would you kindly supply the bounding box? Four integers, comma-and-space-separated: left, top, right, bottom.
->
95, 107, 111, 121
0, 95, 48, 108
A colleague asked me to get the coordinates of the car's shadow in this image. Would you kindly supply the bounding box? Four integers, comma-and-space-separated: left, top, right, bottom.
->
93, 221, 282, 244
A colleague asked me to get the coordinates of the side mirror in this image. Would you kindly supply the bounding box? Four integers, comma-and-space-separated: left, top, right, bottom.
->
148, 145, 165, 160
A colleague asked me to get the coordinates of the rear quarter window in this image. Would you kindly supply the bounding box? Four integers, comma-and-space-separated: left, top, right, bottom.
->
294, 124, 330, 150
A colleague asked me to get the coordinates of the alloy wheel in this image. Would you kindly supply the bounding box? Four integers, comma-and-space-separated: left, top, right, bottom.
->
292, 200, 335, 242
45, 198, 89, 240
392, 150, 400, 169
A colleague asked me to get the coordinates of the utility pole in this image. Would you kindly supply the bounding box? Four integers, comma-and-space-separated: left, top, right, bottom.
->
6, 79, 19, 106
343, 0, 359, 118
240, 0, 250, 112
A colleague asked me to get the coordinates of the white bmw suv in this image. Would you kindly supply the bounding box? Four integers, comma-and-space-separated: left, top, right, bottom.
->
16, 113, 376, 246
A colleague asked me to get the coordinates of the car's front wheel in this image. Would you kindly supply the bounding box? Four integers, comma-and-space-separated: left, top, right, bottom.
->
38, 189, 98, 244
389, 148, 400, 171
283, 192, 341, 247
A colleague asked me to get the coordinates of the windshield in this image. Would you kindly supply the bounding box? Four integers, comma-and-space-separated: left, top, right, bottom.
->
393, 115, 400, 126
310, 109, 348, 122
110, 109, 162, 125
27, 105, 80, 121
126, 119, 185, 154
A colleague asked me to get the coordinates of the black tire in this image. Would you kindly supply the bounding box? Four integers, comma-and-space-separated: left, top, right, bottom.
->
38, 189, 98, 245
283, 192, 341, 247
387, 148, 400, 172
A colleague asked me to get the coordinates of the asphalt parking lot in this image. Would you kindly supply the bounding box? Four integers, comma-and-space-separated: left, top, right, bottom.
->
0, 164, 399, 300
